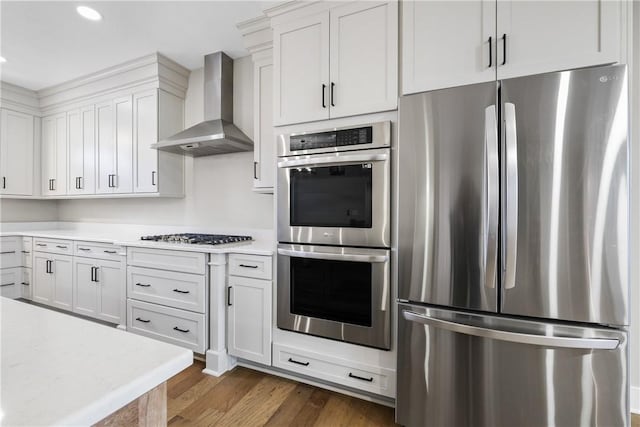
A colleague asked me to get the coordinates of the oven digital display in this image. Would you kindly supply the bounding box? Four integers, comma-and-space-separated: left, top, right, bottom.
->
290, 126, 373, 152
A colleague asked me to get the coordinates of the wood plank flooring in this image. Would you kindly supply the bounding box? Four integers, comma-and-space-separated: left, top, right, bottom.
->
167, 361, 397, 427
167, 361, 640, 427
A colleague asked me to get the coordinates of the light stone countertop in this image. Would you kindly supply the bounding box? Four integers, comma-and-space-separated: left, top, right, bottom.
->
0, 297, 192, 426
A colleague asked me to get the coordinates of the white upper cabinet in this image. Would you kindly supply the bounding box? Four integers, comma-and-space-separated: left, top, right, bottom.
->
402, 0, 496, 94
95, 101, 114, 194
0, 109, 34, 196
274, 12, 330, 126
42, 113, 67, 196
329, 1, 398, 118
67, 106, 95, 195
253, 55, 275, 193
274, 2, 398, 126
496, 0, 622, 80
96, 95, 133, 194
402, 0, 624, 94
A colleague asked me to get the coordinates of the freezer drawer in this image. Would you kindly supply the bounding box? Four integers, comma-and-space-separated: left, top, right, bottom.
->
397, 303, 628, 427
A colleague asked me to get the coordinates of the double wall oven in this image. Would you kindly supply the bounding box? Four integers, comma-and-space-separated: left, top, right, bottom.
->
277, 122, 391, 350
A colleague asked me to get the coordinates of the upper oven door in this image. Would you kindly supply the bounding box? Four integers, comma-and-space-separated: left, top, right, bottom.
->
277, 148, 391, 247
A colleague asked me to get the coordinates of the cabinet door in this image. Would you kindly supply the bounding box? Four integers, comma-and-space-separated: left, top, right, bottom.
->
42, 113, 66, 196
0, 109, 34, 195
67, 106, 95, 195
113, 95, 133, 193
95, 101, 114, 194
21, 268, 32, 300
253, 57, 274, 193
0, 267, 22, 299
73, 258, 98, 317
51, 255, 73, 310
329, 1, 398, 117
227, 276, 272, 365
133, 90, 158, 193
33, 254, 53, 304
402, 0, 496, 94
496, 0, 622, 80
273, 12, 330, 126
96, 259, 125, 324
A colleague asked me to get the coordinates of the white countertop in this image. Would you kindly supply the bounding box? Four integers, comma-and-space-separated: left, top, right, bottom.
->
0, 222, 275, 255
0, 298, 193, 426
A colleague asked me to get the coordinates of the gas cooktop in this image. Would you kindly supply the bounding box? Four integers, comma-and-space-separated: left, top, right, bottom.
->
140, 233, 252, 245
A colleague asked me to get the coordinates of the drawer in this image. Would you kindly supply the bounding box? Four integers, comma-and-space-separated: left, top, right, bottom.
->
75, 241, 126, 261
127, 299, 206, 354
128, 266, 206, 313
0, 267, 23, 299
21, 237, 33, 268
33, 238, 73, 255
228, 254, 272, 280
0, 236, 22, 269
127, 247, 206, 275
273, 343, 396, 398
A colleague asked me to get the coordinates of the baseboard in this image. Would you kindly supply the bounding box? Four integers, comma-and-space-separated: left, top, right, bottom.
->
632, 386, 640, 414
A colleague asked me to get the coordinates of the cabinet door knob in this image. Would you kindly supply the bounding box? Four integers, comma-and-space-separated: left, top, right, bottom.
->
321, 84, 327, 108
502, 33, 507, 65
227, 286, 232, 306
330, 82, 335, 107
253, 162, 258, 180
151, 171, 156, 186
488, 36, 492, 68
2, 177, 6, 189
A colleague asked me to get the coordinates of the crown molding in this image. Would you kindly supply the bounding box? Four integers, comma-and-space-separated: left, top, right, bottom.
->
1, 82, 41, 115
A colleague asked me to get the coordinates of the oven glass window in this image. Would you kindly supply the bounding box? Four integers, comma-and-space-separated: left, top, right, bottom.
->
290, 164, 372, 228
290, 257, 372, 327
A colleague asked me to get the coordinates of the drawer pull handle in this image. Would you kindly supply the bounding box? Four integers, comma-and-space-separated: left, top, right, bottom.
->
78, 248, 91, 251
288, 358, 310, 367
173, 326, 190, 333
104, 250, 117, 254
36, 243, 47, 247
0, 251, 16, 254
56, 245, 68, 249
135, 317, 151, 323
21, 250, 30, 254
173, 289, 190, 294
0, 282, 15, 287
21, 282, 29, 286
239, 264, 258, 269
348, 372, 374, 382
135, 283, 151, 287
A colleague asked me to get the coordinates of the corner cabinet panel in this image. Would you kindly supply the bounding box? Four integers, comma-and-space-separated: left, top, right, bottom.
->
41, 113, 67, 196
95, 101, 115, 194
227, 276, 272, 365
273, 12, 330, 126
402, 0, 496, 94
253, 55, 275, 193
329, 1, 398, 118
67, 106, 95, 195
496, 0, 622, 80
0, 109, 34, 196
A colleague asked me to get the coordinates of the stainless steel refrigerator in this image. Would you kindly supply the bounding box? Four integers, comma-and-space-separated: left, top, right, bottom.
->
396, 64, 629, 427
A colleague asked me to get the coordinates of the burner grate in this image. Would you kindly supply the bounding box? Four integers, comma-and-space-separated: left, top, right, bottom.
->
140, 233, 252, 245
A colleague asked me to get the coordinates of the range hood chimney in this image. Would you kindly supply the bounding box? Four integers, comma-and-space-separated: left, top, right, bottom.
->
152, 52, 253, 157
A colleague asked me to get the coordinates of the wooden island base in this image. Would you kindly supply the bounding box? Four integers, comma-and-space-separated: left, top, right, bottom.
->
94, 383, 167, 427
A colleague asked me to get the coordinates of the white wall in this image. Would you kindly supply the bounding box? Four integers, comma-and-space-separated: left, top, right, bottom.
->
56, 56, 274, 229
0, 199, 58, 222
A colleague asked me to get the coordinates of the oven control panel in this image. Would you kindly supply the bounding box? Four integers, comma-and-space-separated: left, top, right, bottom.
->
290, 126, 373, 152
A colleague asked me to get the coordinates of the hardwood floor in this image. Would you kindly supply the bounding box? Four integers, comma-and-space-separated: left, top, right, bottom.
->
167, 362, 640, 427
167, 361, 398, 426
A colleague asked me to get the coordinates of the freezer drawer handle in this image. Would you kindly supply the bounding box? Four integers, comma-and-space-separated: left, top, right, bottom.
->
402, 311, 619, 350
278, 248, 388, 263
287, 357, 310, 367
348, 372, 373, 382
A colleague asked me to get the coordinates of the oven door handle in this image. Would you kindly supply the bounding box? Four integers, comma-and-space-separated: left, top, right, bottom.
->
277, 248, 388, 263
277, 153, 388, 169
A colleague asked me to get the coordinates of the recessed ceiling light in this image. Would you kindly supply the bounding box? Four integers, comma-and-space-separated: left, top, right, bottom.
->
77, 6, 102, 21
0, 57, 6, 63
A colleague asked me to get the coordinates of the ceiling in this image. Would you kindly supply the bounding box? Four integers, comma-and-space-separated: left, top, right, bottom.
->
0, 1, 264, 91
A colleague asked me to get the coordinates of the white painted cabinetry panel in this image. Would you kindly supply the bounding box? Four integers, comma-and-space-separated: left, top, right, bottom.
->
113, 95, 134, 194
496, 0, 622, 80
329, 1, 398, 117
67, 106, 95, 195
253, 57, 275, 193
0, 267, 22, 299
133, 90, 158, 193
42, 113, 67, 196
73, 258, 98, 317
127, 266, 206, 313
402, 0, 496, 94
95, 101, 114, 194
274, 12, 330, 125
0, 109, 34, 196
96, 259, 126, 324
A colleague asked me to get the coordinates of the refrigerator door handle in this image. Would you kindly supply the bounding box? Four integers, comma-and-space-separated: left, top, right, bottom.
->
484, 105, 499, 289
402, 310, 619, 350
504, 102, 518, 289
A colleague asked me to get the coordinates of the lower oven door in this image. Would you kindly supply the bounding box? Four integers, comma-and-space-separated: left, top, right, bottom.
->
277, 148, 390, 247
277, 244, 391, 350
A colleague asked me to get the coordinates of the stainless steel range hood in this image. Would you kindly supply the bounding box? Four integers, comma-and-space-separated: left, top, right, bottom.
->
152, 52, 253, 157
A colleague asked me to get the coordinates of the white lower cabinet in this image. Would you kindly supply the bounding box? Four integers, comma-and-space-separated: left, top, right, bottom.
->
127, 299, 206, 353
0, 267, 23, 299
33, 252, 73, 310
273, 343, 396, 398
227, 275, 272, 365
73, 257, 126, 324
